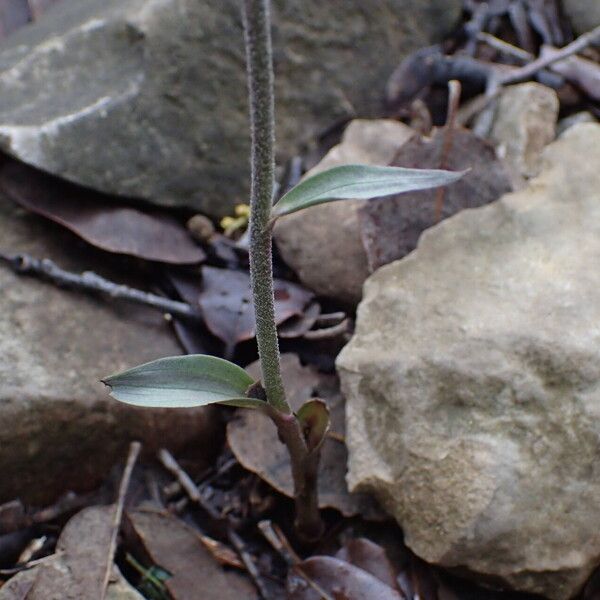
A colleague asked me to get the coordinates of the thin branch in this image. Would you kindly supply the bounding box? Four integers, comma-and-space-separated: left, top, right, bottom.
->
157, 448, 221, 521
500, 23, 600, 85
0, 252, 200, 321
101, 441, 141, 600
242, 0, 288, 413
228, 529, 272, 600
477, 32, 533, 61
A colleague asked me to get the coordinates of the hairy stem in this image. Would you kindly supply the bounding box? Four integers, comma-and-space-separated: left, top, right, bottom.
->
242, 0, 288, 413
242, 0, 324, 540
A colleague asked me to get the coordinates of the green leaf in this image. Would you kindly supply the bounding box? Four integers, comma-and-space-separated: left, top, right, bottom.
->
271, 164, 466, 218
102, 355, 263, 409
296, 399, 330, 452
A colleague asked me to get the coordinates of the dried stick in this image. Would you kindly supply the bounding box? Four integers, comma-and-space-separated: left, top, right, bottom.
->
157, 449, 221, 521
257, 520, 334, 600
500, 23, 600, 85
101, 441, 141, 600
0, 252, 200, 321
228, 529, 272, 600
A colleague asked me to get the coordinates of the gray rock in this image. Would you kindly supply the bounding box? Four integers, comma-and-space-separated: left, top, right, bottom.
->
490, 82, 559, 179
274, 119, 414, 305
0, 195, 218, 505
336, 123, 600, 599
0, 0, 460, 217
562, 0, 600, 34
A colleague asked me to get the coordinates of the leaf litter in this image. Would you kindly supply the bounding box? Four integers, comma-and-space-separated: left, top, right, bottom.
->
0, 2, 598, 599
0, 161, 205, 265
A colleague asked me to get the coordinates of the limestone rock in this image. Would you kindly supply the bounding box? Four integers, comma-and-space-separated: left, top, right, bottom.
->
0, 0, 460, 217
562, 0, 600, 34
336, 123, 600, 599
0, 196, 218, 505
274, 119, 414, 305
490, 82, 559, 179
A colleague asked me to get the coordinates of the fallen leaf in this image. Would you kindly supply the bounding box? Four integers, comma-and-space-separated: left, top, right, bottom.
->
358, 127, 513, 272
287, 556, 404, 600
336, 538, 400, 591
0, 506, 113, 599
227, 354, 383, 519
278, 302, 321, 339
171, 268, 316, 356
0, 161, 205, 265
125, 509, 258, 600
0, 561, 145, 600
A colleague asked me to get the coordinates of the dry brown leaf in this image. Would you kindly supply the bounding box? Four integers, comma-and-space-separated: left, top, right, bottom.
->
0, 161, 205, 265
287, 556, 404, 600
336, 538, 400, 591
170, 268, 316, 356
0, 506, 115, 600
227, 354, 383, 519
125, 509, 257, 600
359, 127, 513, 272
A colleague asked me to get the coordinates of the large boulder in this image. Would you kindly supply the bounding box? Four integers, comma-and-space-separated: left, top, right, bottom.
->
0, 195, 218, 505
0, 0, 461, 217
336, 124, 600, 600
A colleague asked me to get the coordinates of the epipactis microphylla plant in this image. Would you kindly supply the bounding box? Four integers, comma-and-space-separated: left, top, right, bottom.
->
102, 0, 464, 541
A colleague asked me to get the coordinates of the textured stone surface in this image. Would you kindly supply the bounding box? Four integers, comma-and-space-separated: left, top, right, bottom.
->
490, 83, 559, 179
274, 119, 414, 305
0, 0, 460, 216
336, 124, 600, 599
0, 195, 218, 504
562, 0, 600, 34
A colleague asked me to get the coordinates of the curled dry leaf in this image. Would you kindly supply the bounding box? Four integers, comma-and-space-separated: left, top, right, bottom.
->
335, 538, 400, 591
287, 556, 404, 600
0, 161, 205, 265
227, 354, 383, 519
171, 267, 317, 355
359, 127, 514, 272
125, 509, 258, 600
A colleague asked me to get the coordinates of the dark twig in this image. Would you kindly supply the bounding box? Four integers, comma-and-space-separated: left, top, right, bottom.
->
228, 528, 272, 600
157, 449, 222, 521
257, 520, 334, 600
0, 252, 201, 321
101, 441, 141, 600
257, 520, 301, 566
